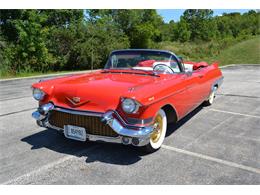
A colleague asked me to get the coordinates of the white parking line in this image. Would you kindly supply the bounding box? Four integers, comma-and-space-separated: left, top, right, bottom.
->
162, 145, 260, 175
220, 64, 260, 69
183, 115, 233, 150
209, 108, 260, 119
1, 145, 100, 185
0, 107, 36, 117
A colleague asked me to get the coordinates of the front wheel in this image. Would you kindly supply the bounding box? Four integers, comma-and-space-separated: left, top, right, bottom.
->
142, 109, 167, 153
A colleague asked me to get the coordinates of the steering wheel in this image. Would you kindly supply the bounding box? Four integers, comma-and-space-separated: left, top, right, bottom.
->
153, 64, 175, 74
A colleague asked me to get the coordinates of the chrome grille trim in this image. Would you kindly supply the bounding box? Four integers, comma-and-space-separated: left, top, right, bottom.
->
48, 110, 118, 137
53, 106, 103, 117
53, 106, 153, 128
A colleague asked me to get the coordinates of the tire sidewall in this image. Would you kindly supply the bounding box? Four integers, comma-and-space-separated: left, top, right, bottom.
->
209, 86, 217, 104
149, 109, 167, 150
208, 90, 215, 104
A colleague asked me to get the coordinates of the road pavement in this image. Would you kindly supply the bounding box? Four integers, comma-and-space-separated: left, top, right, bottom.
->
0, 65, 259, 184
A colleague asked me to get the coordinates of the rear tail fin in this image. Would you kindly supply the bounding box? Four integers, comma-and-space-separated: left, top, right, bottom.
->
211, 61, 220, 68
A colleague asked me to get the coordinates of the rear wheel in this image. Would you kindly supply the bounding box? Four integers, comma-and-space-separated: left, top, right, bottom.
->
142, 109, 167, 153
204, 86, 218, 106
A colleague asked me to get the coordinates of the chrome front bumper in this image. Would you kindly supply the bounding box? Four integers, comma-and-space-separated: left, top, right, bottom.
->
32, 105, 154, 147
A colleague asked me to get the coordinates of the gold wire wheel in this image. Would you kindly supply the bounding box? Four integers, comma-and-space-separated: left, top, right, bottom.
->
150, 114, 163, 143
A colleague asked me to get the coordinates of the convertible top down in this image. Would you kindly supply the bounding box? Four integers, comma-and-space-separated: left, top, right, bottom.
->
32, 49, 223, 153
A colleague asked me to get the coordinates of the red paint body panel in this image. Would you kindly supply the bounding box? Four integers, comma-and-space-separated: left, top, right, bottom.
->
32, 62, 223, 125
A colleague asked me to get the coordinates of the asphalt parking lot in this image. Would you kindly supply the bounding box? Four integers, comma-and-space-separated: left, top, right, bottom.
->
0, 65, 259, 184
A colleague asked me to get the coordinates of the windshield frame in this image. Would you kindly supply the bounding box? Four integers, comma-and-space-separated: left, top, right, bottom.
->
104, 49, 184, 73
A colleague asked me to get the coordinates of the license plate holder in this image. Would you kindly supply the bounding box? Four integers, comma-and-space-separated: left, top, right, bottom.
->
64, 125, 86, 142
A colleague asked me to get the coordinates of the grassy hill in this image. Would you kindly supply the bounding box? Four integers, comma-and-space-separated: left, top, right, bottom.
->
1, 36, 259, 79
216, 37, 260, 65
158, 36, 260, 66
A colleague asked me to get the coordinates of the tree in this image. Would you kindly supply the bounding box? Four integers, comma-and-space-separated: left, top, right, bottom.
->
0, 10, 54, 73
175, 18, 191, 42
182, 9, 217, 41
1, 9, 259, 76
0, 10, 85, 73
77, 16, 130, 69
0, 10, 23, 42
86, 9, 164, 48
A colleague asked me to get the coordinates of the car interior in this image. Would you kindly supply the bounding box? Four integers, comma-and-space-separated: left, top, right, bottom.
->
109, 52, 209, 74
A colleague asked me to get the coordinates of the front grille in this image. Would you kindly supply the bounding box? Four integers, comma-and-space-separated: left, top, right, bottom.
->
48, 110, 118, 137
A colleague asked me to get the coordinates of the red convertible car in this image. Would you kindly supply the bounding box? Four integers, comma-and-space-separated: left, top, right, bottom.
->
32, 49, 223, 153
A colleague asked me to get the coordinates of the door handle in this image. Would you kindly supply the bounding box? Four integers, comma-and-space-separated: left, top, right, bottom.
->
198, 74, 204, 78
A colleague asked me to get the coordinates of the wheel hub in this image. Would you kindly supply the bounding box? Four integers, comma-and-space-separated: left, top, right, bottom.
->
151, 114, 163, 143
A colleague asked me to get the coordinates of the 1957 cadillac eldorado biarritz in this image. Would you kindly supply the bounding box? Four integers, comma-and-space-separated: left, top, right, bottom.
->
32, 49, 223, 153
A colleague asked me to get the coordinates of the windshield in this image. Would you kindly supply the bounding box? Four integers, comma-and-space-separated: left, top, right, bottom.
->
105, 50, 181, 73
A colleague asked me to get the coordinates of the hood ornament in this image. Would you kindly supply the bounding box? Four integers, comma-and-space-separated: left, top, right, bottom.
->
72, 97, 80, 103
66, 96, 90, 107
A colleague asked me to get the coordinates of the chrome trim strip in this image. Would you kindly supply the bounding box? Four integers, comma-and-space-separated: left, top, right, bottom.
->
211, 76, 224, 92
107, 49, 184, 72
87, 134, 123, 144
32, 111, 46, 121
98, 110, 154, 138
205, 76, 224, 100
45, 121, 123, 144
43, 120, 149, 146
126, 116, 153, 125
32, 104, 155, 147
53, 106, 152, 128
110, 117, 154, 138
32, 109, 153, 147
112, 110, 148, 129
53, 106, 103, 117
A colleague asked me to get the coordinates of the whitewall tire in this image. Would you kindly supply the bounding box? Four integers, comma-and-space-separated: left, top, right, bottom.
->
143, 109, 167, 153
204, 86, 217, 106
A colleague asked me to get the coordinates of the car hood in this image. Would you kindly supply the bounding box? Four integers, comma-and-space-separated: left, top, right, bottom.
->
34, 71, 164, 112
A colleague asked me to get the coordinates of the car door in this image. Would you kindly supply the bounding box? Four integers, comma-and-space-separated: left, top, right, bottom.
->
182, 72, 202, 111
192, 67, 211, 102
169, 56, 201, 117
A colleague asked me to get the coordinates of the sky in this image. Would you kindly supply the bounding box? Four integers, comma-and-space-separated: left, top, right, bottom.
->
157, 9, 252, 23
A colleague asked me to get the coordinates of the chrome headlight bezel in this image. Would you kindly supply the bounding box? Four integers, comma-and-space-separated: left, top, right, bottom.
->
38, 102, 54, 115
121, 98, 140, 114
32, 88, 45, 101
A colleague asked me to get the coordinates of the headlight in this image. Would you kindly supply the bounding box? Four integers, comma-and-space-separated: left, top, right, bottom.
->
32, 88, 45, 101
121, 98, 140, 114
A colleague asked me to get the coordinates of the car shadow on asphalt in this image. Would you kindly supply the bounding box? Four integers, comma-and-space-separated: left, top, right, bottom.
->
21, 129, 145, 165
21, 105, 204, 166
166, 105, 204, 137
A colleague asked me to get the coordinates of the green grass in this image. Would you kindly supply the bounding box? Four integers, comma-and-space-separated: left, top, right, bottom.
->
216, 37, 260, 65
158, 36, 260, 65
0, 70, 88, 79
1, 36, 259, 79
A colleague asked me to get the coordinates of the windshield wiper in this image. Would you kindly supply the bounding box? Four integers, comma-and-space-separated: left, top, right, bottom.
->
130, 68, 159, 77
